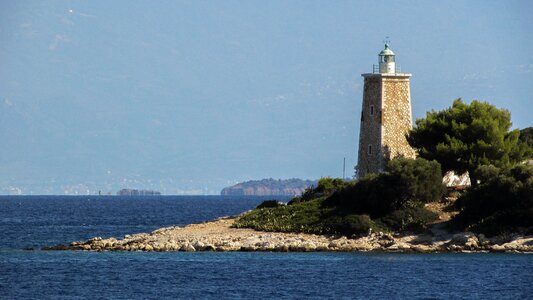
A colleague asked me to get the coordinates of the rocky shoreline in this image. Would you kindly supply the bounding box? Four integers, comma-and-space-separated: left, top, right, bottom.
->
44, 216, 533, 253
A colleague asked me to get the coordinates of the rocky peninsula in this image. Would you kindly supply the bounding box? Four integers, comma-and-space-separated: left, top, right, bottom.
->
45, 215, 533, 253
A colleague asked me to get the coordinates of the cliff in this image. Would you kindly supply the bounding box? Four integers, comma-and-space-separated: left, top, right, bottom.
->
221, 178, 317, 196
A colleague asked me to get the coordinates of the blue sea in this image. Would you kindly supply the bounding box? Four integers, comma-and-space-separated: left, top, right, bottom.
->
0, 196, 532, 299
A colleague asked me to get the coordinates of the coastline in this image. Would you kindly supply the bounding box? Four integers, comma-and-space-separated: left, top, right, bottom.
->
45, 216, 533, 253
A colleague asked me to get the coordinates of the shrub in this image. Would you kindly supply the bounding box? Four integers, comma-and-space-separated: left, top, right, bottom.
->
451, 164, 533, 236
289, 177, 350, 204
256, 200, 286, 209
378, 207, 438, 233
385, 157, 445, 203
235, 158, 445, 236
329, 158, 444, 217
322, 214, 384, 236
233, 197, 330, 233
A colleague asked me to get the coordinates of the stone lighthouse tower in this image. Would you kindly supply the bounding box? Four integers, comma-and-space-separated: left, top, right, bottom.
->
356, 43, 416, 178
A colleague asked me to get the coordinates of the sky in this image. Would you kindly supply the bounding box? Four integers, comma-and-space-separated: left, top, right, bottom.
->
1, 0, 532, 195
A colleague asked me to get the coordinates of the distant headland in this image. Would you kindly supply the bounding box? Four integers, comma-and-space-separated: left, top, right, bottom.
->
220, 178, 317, 196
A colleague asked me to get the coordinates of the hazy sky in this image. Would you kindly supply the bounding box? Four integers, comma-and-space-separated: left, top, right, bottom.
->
1, 1, 532, 195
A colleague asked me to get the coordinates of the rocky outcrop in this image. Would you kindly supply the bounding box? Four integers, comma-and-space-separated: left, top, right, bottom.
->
44, 217, 533, 253
442, 171, 471, 188
221, 179, 317, 196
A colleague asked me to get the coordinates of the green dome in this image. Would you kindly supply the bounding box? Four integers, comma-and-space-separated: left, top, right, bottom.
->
379, 43, 395, 56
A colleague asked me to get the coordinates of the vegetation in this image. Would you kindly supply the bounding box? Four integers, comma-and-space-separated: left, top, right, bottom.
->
451, 164, 533, 236
234, 158, 441, 236
328, 158, 444, 217
407, 99, 531, 185
235, 196, 388, 236
289, 177, 348, 204
255, 200, 287, 209
519, 127, 533, 149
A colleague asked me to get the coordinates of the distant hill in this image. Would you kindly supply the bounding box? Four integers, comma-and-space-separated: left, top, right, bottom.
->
221, 179, 317, 196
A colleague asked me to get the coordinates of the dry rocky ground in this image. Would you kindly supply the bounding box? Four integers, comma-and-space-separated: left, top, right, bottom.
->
46, 215, 533, 253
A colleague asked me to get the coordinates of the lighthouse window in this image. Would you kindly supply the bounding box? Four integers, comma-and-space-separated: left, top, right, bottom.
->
368, 145, 372, 155
384, 55, 395, 63
370, 105, 374, 115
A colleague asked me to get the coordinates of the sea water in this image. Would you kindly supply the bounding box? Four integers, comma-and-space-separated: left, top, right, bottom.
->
1, 196, 531, 299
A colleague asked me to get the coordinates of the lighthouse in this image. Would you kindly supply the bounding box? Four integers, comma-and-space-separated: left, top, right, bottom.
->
356, 43, 416, 178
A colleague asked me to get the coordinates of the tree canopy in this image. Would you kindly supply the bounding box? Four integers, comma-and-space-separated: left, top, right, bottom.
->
407, 99, 531, 184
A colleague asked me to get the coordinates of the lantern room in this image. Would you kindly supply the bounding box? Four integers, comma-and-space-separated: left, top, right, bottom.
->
378, 43, 396, 74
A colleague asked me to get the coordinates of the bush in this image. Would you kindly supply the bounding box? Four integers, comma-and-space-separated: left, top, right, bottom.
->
385, 157, 445, 203
329, 158, 445, 217
378, 207, 438, 233
234, 197, 330, 233
256, 200, 286, 209
323, 214, 384, 236
235, 158, 445, 236
451, 164, 533, 236
289, 177, 350, 204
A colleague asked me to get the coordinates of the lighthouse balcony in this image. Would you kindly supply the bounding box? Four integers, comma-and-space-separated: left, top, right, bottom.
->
373, 64, 401, 74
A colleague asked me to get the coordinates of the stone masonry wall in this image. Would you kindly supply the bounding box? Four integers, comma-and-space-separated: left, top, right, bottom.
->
357, 76, 382, 177
382, 77, 416, 161
357, 74, 415, 178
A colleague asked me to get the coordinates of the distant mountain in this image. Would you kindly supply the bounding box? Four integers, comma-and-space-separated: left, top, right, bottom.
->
221, 178, 317, 196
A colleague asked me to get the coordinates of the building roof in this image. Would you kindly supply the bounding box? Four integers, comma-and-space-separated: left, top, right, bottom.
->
379, 43, 395, 56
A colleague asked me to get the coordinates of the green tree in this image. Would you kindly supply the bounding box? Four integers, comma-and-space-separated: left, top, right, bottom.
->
407, 99, 530, 185
519, 127, 533, 148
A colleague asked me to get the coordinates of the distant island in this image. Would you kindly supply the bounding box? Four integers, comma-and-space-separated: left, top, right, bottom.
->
117, 189, 161, 196
221, 178, 317, 196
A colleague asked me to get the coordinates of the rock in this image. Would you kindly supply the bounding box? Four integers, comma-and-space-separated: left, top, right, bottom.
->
411, 244, 436, 253
447, 244, 463, 251
301, 242, 317, 252
379, 233, 394, 241
204, 244, 216, 251
465, 239, 479, 249
448, 232, 478, 249
395, 242, 412, 251
328, 241, 339, 249
143, 244, 154, 251
275, 244, 289, 252
257, 242, 274, 251
182, 244, 196, 252
193, 241, 205, 250
316, 244, 329, 251
477, 234, 490, 246
377, 239, 395, 248
240, 245, 257, 251
491, 244, 506, 252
